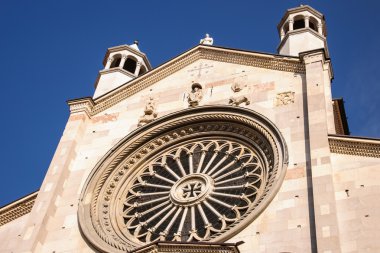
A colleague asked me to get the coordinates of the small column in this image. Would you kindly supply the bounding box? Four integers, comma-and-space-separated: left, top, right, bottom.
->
304, 15, 310, 28
280, 29, 285, 40
318, 22, 323, 35
105, 57, 113, 70
288, 19, 294, 31
134, 61, 142, 76
119, 54, 128, 69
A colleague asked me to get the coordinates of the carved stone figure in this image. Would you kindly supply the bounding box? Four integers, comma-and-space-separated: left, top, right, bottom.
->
229, 82, 250, 106
229, 95, 250, 106
200, 34, 214, 45
275, 91, 295, 106
138, 97, 157, 126
188, 83, 203, 107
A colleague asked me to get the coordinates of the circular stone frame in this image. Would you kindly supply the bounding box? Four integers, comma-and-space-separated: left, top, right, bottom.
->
78, 106, 288, 252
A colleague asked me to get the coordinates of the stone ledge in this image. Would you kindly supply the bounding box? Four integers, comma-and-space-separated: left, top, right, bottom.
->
329, 135, 380, 158
130, 241, 243, 253
67, 97, 94, 117
0, 191, 38, 226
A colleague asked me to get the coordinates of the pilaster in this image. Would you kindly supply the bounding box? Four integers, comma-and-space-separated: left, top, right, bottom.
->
302, 50, 341, 253
15, 101, 91, 253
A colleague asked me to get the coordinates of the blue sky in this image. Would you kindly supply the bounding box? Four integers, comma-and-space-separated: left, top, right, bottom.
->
0, 1, 379, 206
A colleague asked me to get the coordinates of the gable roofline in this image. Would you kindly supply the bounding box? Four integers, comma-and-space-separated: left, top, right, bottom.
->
68, 44, 305, 116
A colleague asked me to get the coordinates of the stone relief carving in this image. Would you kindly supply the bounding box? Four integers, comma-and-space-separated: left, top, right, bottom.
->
187, 83, 203, 107
275, 91, 295, 106
228, 81, 250, 106
92, 48, 305, 115
138, 97, 157, 126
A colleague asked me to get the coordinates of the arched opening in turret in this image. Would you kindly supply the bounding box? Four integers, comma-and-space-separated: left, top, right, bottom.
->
110, 54, 122, 68
293, 15, 305, 30
123, 57, 137, 74
138, 65, 147, 76
309, 16, 318, 33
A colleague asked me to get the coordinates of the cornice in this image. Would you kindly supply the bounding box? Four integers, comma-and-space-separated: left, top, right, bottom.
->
94, 68, 136, 88
299, 48, 333, 79
0, 191, 38, 226
277, 27, 326, 52
67, 97, 94, 118
130, 241, 242, 253
329, 135, 380, 158
88, 45, 304, 116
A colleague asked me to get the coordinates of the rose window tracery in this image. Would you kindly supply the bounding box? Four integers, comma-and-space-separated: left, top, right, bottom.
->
122, 140, 265, 243
78, 106, 288, 253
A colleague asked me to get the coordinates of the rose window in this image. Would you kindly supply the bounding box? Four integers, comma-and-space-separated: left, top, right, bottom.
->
122, 139, 265, 243
78, 106, 288, 252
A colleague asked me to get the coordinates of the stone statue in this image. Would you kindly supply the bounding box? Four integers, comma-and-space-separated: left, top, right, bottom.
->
138, 97, 158, 126
200, 34, 214, 45
229, 82, 250, 107
188, 83, 203, 107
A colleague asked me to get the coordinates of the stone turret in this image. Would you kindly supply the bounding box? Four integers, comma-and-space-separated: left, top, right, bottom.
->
93, 41, 151, 98
277, 5, 329, 57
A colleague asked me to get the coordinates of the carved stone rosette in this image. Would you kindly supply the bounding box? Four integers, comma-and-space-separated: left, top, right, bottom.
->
78, 106, 288, 252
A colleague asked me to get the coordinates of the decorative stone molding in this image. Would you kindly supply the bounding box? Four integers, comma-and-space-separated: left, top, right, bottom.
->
78, 106, 288, 253
275, 91, 295, 106
329, 135, 380, 158
90, 45, 304, 116
0, 191, 38, 226
67, 97, 94, 117
130, 241, 242, 253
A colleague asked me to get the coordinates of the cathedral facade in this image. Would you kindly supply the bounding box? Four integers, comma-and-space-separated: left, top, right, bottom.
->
1, 5, 379, 253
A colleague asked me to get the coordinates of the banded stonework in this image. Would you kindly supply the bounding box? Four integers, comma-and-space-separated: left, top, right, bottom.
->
2, 5, 380, 253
